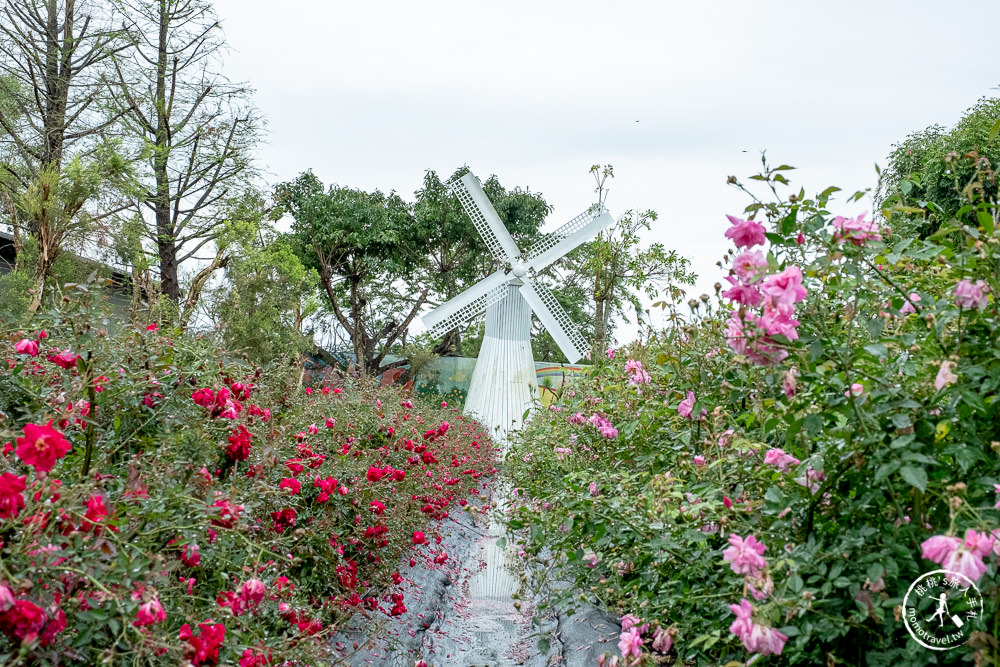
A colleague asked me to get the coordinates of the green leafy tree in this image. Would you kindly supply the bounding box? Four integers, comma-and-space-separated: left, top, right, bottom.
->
279, 169, 554, 376
564, 165, 696, 358
0, 0, 131, 312
276, 171, 425, 377
208, 218, 319, 364
18, 153, 128, 313
878, 96, 1000, 237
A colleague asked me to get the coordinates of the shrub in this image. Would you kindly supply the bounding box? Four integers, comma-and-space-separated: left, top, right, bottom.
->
506, 157, 1000, 666
0, 289, 498, 666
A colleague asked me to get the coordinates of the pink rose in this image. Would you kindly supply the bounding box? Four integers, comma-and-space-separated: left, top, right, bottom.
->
761, 265, 807, 308
954, 279, 988, 310
934, 361, 958, 390
723, 534, 767, 575
733, 250, 768, 284
678, 391, 695, 419
724, 215, 767, 249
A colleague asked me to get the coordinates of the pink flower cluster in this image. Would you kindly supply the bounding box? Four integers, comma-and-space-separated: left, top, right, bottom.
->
729, 598, 788, 655
954, 279, 988, 310
584, 413, 618, 439
720, 217, 807, 366
921, 530, 995, 582
832, 213, 881, 246
763, 448, 800, 473
724, 534, 775, 601
625, 359, 651, 385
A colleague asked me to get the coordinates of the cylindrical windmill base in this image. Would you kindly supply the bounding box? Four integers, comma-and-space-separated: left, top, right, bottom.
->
463, 282, 539, 448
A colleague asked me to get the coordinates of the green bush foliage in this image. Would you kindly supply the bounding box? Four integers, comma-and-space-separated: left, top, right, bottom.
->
506, 157, 1000, 666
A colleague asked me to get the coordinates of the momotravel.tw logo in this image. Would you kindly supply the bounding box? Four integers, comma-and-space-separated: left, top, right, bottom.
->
903, 569, 984, 651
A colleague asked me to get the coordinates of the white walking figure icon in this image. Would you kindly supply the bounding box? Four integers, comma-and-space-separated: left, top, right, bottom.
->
927, 592, 950, 627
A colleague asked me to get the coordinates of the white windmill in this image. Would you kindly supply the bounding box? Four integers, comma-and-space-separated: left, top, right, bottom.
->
420, 171, 614, 443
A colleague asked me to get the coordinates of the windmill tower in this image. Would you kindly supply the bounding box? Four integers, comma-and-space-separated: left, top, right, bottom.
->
421, 171, 614, 444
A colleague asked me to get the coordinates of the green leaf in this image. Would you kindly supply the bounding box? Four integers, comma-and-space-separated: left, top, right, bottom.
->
537, 638, 550, 653
784, 418, 803, 448
900, 465, 928, 492
863, 343, 887, 358
890, 434, 915, 449
988, 116, 1000, 144
891, 414, 913, 429
874, 461, 901, 483
978, 210, 995, 236
901, 451, 936, 465
788, 574, 804, 593
781, 211, 797, 235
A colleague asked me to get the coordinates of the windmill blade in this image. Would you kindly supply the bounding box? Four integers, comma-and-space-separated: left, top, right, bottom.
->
449, 172, 522, 264
420, 269, 511, 338
524, 205, 614, 273
518, 277, 589, 363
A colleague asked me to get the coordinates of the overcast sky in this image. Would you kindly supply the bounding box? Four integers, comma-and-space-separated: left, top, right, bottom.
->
212, 0, 999, 340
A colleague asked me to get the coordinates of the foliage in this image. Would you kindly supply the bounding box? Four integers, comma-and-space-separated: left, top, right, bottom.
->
878, 96, 1000, 238
0, 0, 131, 310
0, 286, 498, 666
109, 0, 262, 312
279, 168, 561, 372
277, 171, 425, 376
505, 156, 1000, 666
550, 165, 696, 358
207, 217, 319, 364
18, 155, 130, 313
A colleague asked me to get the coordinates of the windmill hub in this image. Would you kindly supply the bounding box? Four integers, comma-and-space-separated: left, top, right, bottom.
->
512, 262, 528, 278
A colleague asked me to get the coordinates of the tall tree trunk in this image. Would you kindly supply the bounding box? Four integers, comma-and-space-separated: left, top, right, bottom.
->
349, 277, 367, 377
25, 187, 60, 315
593, 298, 607, 355
43, 0, 69, 169
152, 0, 179, 305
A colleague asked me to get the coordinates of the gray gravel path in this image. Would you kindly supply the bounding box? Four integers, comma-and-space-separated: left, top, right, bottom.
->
334, 491, 619, 667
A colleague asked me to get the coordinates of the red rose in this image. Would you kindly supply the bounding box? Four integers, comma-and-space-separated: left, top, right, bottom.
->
0, 472, 26, 519
16, 421, 72, 473
46, 349, 80, 369
191, 388, 215, 407
270, 508, 296, 533
13, 339, 38, 356
225, 425, 252, 461
278, 478, 300, 495
179, 621, 225, 666
210, 499, 243, 529
0, 599, 46, 642
82, 494, 115, 534
134, 598, 166, 626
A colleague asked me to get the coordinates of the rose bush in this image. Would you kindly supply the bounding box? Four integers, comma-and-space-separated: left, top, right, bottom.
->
0, 290, 497, 665
506, 157, 1000, 665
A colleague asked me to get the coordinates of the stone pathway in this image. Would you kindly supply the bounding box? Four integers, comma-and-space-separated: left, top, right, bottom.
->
337, 490, 619, 667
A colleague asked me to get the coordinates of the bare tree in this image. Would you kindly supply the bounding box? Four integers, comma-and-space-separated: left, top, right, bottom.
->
0, 0, 130, 312
111, 0, 260, 320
